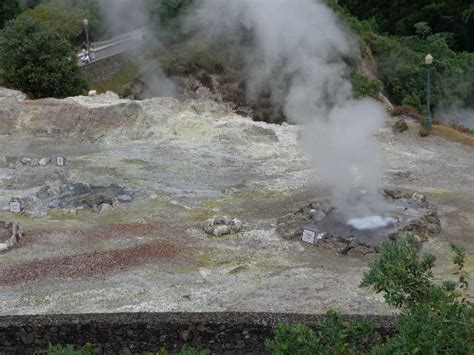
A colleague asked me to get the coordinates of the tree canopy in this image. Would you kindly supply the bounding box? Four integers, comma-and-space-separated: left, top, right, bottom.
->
0, 0, 20, 29
339, 0, 474, 51
19, 3, 84, 41
0, 16, 88, 98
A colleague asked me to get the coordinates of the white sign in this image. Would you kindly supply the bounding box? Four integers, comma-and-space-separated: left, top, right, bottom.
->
56, 156, 65, 166
9, 200, 22, 213
302, 229, 317, 244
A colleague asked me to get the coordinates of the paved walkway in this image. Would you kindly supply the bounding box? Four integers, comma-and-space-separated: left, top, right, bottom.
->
78, 28, 147, 65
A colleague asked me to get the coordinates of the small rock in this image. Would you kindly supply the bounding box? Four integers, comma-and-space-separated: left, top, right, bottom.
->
99, 203, 114, 213
412, 192, 426, 203
104, 91, 119, 99
117, 194, 133, 203
37, 186, 52, 199
88, 90, 97, 97
179, 329, 190, 342
213, 225, 230, 237
383, 189, 403, 199
0, 243, 8, 252
393, 119, 408, 132
20, 157, 31, 165
427, 223, 442, 234
215, 216, 232, 225
38, 158, 50, 166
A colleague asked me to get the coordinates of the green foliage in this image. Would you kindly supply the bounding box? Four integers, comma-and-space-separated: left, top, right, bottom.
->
0, 0, 20, 29
265, 312, 380, 355
371, 33, 474, 111
362, 237, 473, 354
48, 0, 105, 41
267, 238, 473, 354
339, 0, 474, 51
45, 342, 93, 355
20, 3, 83, 41
351, 73, 381, 99
159, 50, 224, 75
0, 16, 88, 98
360, 235, 438, 308
178, 346, 210, 355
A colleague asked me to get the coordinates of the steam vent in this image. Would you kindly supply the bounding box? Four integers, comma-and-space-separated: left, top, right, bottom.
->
1, 0, 473, 353
277, 190, 441, 255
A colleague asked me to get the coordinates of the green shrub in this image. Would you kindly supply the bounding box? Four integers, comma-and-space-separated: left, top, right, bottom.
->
419, 126, 430, 137
159, 50, 224, 75
265, 312, 380, 355
391, 105, 419, 117
0, 16, 87, 98
351, 73, 381, 99
45, 343, 93, 355
266, 236, 473, 354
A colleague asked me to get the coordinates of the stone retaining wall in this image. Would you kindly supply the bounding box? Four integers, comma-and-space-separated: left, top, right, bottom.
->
0, 312, 395, 354
83, 55, 128, 84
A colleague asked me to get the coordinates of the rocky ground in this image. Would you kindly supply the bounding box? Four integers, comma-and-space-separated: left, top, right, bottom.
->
0, 88, 472, 315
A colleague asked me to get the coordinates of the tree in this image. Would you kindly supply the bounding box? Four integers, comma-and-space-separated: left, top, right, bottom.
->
0, 16, 88, 99
0, 0, 20, 29
19, 3, 84, 41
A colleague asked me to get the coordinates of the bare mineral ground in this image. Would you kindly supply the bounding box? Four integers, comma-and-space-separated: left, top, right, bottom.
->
0, 88, 473, 315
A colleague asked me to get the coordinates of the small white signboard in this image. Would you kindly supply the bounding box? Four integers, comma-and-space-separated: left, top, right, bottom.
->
9, 200, 22, 214
56, 156, 65, 166
302, 229, 317, 244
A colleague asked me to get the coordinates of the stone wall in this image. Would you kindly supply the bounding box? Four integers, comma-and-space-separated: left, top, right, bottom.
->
0, 312, 395, 354
83, 55, 128, 84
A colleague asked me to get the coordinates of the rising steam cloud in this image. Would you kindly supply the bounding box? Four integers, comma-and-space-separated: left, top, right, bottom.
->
185, 0, 388, 217
99, 0, 388, 217
99, 0, 178, 97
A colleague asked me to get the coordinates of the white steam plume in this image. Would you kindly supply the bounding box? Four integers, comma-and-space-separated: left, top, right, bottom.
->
436, 106, 474, 130
185, 0, 388, 217
99, 0, 178, 97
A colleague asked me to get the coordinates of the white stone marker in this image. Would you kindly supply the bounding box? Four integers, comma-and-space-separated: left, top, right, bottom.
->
56, 156, 65, 166
302, 228, 317, 245
9, 200, 22, 213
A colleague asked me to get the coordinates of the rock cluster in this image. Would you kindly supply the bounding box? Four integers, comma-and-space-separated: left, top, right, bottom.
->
16, 182, 138, 217
277, 191, 442, 256
203, 216, 243, 237
6, 156, 63, 168
276, 201, 333, 240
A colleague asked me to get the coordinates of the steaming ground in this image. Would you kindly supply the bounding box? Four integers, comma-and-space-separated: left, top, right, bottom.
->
0, 89, 473, 315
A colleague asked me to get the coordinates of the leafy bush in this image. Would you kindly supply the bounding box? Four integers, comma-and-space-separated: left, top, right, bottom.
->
390, 105, 419, 118
266, 236, 473, 354
265, 312, 380, 355
46, 344, 208, 355
45, 343, 93, 355
0, 16, 88, 98
351, 73, 381, 99
419, 126, 430, 137
159, 50, 224, 75
363, 237, 473, 354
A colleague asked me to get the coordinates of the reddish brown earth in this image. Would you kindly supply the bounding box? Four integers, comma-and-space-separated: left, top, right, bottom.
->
0, 242, 180, 286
